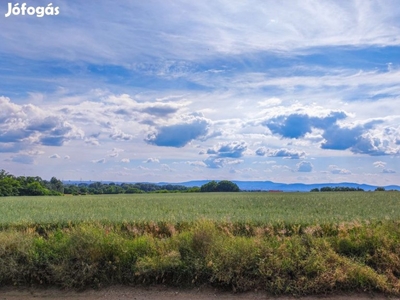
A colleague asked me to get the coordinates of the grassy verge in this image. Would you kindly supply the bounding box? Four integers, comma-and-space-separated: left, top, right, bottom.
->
1, 220, 400, 295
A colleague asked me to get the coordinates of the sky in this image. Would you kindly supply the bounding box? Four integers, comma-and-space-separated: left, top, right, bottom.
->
0, 0, 400, 185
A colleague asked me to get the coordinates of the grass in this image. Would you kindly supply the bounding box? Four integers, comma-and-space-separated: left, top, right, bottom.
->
1, 191, 400, 294
1, 192, 400, 227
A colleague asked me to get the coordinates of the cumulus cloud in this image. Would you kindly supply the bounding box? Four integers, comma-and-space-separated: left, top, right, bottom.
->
0, 96, 25, 122
321, 125, 364, 150
320, 120, 393, 156
161, 164, 174, 172
106, 94, 184, 120
255, 147, 267, 156
263, 112, 347, 139
349, 133, 397, 156
144, 158, 160, 163
108, 148, 124, 157
32, 119, 83, 147
186, 160, 207, 167
207, 141, 247, 158
373, 161, 386, 168
203, 156, 226, 169
64, 155, 70, 160
373, 161, 396, 173
255, 147, 305, 159
120, 158, 130, 163
328, 165, 351, 175
145, 114, 211, 147
85, 137, 100, 146
0, 97, 84, 151
262, 110, 399, 156
226, 159, 243, 165
202, 141, 247, 169
297, 161, 313, 172
141, 104, 179, 117
49, 154, 60, 159
109, 129, 133, 141
92, 158, 106, 164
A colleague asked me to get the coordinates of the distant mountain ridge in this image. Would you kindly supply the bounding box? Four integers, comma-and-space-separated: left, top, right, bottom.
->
160, 180, 400, 192
63, 180, 400, 191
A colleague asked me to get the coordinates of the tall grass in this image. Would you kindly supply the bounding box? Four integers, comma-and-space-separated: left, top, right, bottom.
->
0, 220, 400, 294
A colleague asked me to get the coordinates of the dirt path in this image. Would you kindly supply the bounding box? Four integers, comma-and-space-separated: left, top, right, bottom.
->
0, 286, 399, 300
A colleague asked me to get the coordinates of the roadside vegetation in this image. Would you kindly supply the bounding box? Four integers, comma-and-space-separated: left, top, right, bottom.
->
1, 219, 400, 295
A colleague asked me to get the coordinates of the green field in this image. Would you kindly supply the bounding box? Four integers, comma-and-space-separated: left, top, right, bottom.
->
1, 192, 399, 227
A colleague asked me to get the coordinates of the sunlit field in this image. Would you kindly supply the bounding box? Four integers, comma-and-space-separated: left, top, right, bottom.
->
0, 192, 399, 227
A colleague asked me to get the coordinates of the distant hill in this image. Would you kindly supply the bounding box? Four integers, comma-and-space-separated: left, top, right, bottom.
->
159, 180, 400, 192
63, 180, 400, 192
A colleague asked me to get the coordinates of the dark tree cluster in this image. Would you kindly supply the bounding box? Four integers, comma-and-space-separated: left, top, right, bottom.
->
310, 186, 364, 192
200, 180, 240, 192
64, 181, 200, 195
0, 169, 63, 196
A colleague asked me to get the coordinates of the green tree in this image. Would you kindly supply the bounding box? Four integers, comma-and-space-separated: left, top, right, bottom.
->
200, 180, 240, 192
25, 181, 49, 196
216, 180, 240, 192
50, 177, 64, 193
200, 180, 218, 192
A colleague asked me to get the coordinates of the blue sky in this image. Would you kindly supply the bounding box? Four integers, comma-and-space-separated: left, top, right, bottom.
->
1, 0, 400, 185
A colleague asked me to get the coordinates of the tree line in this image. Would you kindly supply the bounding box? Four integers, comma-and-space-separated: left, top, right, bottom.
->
64, 182, 201, 195
0, 169, 240, 196
310, 187, 364, 192
0, 169, 63, 196
311, 186, 386, 192
64, 180, 240, 195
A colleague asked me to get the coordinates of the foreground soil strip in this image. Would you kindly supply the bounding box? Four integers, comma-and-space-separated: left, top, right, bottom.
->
0, 286, 399, 300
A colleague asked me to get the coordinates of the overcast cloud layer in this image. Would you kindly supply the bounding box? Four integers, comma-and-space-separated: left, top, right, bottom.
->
1, 0, 399, 185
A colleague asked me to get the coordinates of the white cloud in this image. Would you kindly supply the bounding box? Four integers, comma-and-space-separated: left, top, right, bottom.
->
328, 165, 351, 175
297, 161, 313, 172
85, 137, 100, 146
373, 161, 387, 168
2, 1, 399, 63
186, 160, 207, 167
108, 148, 124, 157
109, 129, 133, 141
1, 2, 400, 185
145, 113, 211, 147
92, 158, 106, 164
207, 141, 247, 158
256, 147, 306, 159
144, 158, 160, 163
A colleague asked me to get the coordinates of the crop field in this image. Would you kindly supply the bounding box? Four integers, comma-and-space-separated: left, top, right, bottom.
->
1, 191, 400, 227
1, 192, 400, 295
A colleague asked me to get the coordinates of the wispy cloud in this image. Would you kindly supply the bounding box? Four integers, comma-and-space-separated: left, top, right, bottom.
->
1, 1, 399, 184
